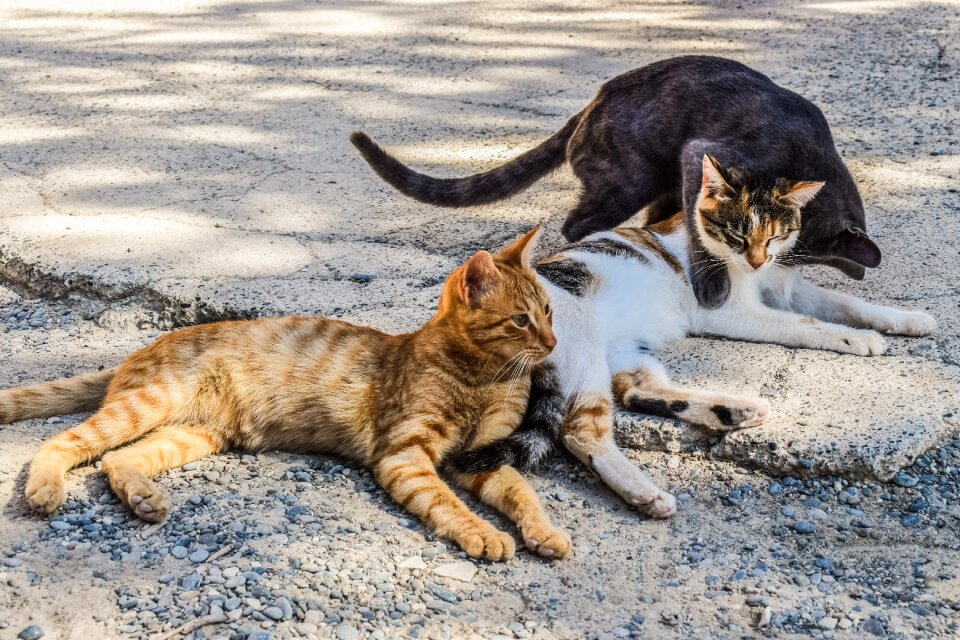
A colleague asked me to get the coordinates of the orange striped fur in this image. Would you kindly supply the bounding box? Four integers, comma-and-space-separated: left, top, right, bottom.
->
4, 228, 570, 561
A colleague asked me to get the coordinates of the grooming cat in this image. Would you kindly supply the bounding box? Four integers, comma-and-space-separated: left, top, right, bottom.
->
451, 156, 937, 515
351, 55, 880, 309
2, 230, 573, 561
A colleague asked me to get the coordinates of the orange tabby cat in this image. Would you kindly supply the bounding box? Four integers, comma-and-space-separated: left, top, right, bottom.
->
1, 228, 571, 561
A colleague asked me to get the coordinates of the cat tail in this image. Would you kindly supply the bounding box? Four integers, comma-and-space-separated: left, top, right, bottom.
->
349, 115, 581, 208
0, 369, 114, 424
451, 362, 565, 474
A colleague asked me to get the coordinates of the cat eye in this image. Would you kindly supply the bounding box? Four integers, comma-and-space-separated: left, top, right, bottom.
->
512, 314, 530, 328
544, 303, 551, 315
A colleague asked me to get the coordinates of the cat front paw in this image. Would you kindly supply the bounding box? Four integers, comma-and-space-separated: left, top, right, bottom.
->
120, 476, 171, 523
637, 489, 677, 519
886, 311, 937, 337
523, 523, 572, 559
455, 522, 516, 562
836, 330, 886, 356
25, 469, 65, 514
707, 397, 770, 430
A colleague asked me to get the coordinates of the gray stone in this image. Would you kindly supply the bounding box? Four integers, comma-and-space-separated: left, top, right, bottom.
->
188, 549, 209, 563
336, 624, 359, 640
262, 606, 284, 621
18, 626, 44, 640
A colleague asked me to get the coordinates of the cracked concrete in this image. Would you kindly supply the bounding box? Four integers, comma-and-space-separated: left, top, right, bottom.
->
0, 0, 958, 480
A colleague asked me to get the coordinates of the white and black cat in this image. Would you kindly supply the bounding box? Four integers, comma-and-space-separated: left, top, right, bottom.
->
450, 155, 937, 518
351, 55, 879, 309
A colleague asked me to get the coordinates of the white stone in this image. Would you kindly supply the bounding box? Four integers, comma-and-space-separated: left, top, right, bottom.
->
432, 561, 478, 583
398, 555, 427, 570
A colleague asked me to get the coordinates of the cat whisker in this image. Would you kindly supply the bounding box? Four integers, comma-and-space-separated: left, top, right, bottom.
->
491, 351, 528, 384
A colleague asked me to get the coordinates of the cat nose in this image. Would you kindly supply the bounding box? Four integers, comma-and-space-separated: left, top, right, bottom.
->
541, 331, 557, 351
746, 251, 766, 269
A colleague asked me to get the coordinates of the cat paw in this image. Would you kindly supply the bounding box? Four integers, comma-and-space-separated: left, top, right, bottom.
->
708, 398, 770, 430
837, 330, 886, 356
523, 523, 572, 559
455, 523, 516, 562
25, 470, 65, 514
116, 475, 170, 523
632, 489, 676, 519
886, 311, 937, 337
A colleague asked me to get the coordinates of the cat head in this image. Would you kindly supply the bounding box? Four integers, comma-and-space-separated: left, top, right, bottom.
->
694, 154, 826, 273
437, 227, 556, 366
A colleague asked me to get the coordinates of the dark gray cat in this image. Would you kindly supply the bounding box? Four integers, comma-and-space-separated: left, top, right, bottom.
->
350, 55, 880, 308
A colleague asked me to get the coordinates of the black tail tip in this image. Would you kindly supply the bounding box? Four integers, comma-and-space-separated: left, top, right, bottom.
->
349, 130, 374, 150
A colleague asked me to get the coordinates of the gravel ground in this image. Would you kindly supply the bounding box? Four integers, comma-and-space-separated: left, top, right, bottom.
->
1, 285, 959, 640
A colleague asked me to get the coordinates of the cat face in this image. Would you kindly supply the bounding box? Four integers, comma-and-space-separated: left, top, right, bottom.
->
694, 155, 824, 273
439, 227, 556, 366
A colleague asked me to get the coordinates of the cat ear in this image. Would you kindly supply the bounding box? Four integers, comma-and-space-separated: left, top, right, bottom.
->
497, 226, 542, 270
779, 181, 825, 209
701, 155, 730, 195
459, 251, 500, 306
834, 228, 881, 268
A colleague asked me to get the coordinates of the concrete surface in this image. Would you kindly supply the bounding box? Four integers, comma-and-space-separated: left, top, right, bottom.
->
0, 1, 958, 474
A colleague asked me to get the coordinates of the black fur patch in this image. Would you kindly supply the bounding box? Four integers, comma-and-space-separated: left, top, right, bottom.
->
449, 362, 565, 474
563, 237, 648, 263
535, 259, 593, 297
711, 405, 736, 426
626, 398, 689, 418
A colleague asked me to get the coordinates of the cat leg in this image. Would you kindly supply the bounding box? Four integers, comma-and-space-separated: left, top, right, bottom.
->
789, 277, 937, 336
100, 423, 224, 522
452, 466, 571, 559
562, 161, 664, 240
610, 356, 769, 431
694, 303, 887, 356
374, 437, 515, 561
25, 384, 176, 514
562, 391, 676, 518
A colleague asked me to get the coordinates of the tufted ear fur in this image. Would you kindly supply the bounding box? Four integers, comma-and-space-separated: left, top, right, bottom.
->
458, 251, 500, 307
701, 155, 732, 196
778, 180, 825, 209
497, 226, 542, 270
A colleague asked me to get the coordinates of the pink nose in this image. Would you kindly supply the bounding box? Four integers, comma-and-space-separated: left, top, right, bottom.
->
746, 254, 766, 269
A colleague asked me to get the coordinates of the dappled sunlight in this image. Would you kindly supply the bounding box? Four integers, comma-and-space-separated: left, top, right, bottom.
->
854, 154, 960, 194
165, 124, 286, 148
0, 0, 955, 281
0, 126, 85, 145
5, 214, 313, 278
382, 139, 550, 164
42, 165, 167, 190
258, 7, 411, 36
805, 0, 937, 14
